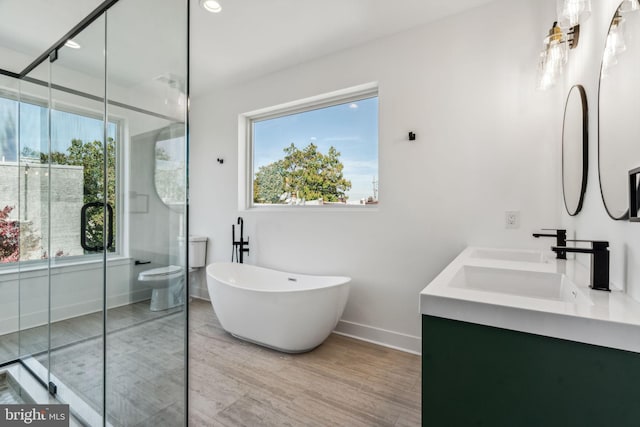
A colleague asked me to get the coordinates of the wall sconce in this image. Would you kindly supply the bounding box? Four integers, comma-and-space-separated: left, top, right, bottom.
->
537, 22, 579, 90
557, 0, 591, 29
537, 1, 590, 90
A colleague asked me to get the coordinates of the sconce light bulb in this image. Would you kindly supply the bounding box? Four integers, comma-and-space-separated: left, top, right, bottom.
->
537, 22, 570, 91
557, 0, 591, 28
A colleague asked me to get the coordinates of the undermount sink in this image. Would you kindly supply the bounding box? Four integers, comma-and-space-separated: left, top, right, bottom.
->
469, 248, 547, 263
449, 265, 592, 305
421, 246, 640, 354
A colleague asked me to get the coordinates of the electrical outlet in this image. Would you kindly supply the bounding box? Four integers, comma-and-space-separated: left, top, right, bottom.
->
505, 211, 520, 229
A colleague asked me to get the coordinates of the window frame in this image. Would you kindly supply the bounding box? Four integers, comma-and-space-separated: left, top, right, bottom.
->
239, 82, 379, 211
0, 88, 125, 269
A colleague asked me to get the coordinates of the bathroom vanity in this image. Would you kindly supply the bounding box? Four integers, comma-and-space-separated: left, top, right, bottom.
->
420, 247, 640, 426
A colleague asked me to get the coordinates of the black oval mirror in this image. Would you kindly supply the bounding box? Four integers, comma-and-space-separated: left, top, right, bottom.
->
562, 85, 588, 216
598, 2, 640, 220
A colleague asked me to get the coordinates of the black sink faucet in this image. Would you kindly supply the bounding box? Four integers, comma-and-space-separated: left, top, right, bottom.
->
551, 240, 610, 291
232, 217, 250, 263
532, 229, 567, 259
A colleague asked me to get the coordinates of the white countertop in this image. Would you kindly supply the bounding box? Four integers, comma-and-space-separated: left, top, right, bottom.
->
420, 246, 640, 353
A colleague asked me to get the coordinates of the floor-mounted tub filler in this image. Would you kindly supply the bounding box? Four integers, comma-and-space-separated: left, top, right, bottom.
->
206, 263, 351, 353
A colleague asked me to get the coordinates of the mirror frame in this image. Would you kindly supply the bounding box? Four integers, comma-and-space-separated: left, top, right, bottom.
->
562, 84, 589, 216
597, 3, 631, 220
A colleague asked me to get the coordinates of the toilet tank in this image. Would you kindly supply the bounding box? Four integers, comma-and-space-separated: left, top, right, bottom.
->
189, 235, 208, 268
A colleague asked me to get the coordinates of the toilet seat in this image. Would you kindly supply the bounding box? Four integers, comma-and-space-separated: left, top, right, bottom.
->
138, 265, 183, 281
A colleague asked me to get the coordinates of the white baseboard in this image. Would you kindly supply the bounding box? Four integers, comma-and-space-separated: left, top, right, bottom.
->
333, 320, 421, 355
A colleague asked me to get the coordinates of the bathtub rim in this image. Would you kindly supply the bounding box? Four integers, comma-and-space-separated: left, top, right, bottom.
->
206, 262, 351, 293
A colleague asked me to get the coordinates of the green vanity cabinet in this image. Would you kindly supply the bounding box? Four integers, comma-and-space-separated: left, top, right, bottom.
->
422, 315, 640, 427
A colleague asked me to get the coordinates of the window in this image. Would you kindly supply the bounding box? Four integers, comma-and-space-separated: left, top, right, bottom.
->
243, 84, 379, 208
0, 94, 119, 264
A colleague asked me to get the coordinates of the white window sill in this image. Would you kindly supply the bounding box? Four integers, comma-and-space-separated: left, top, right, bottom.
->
244, 205, 380, 213
0, 256, 132, 282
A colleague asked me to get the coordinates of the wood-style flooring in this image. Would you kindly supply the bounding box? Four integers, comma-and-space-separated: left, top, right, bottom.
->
189, 299, 421, 426
0, 299, 422, 426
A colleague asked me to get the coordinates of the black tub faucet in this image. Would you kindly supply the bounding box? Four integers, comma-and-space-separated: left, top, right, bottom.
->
232, 217, 250, 263
533, 229, 567, 259
551, 240, 610, 291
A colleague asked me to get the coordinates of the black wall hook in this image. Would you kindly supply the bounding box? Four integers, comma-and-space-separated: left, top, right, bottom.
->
408, 132, 416, 141
217, 158, 224, 164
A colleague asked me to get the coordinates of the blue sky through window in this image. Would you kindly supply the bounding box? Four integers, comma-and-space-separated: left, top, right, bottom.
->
0, 97, 116, 162
253, 96, 379, 202
50, 109, 117, 153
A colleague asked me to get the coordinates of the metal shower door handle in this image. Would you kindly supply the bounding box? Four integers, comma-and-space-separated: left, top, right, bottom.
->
80, 201, 114, 252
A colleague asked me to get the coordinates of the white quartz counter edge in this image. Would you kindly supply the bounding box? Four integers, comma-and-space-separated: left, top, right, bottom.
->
420, 247, 640, 354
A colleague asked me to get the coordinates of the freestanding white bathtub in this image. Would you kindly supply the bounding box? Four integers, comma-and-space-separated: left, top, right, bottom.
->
206, 263, 350, 353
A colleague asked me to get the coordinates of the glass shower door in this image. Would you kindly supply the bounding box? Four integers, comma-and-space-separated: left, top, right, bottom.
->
17, 59, 54, 378
47, 14, 107, 424
104, 1, 188, 425
9, 43, 107, 424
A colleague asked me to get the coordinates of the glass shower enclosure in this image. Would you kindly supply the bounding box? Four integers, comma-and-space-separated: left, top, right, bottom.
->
0, 0, 188, 425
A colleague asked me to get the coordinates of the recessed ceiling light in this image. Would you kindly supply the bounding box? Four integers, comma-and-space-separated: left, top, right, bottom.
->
64, 39, 81, 49
200, 0, 222, 13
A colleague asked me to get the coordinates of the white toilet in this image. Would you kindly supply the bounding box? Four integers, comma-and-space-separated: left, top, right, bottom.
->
137, 235, 208, 311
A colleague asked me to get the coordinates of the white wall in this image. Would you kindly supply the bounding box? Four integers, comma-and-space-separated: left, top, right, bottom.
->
190, 0, 561, 353
559, 0, 640, 301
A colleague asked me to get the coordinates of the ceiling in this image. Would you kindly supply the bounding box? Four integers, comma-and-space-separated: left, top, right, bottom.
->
189, 0, 497, 93
0, 0, 103, 74
0, 0, 496, 94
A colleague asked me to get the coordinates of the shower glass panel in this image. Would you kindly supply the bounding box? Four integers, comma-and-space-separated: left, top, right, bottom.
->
17, 60, 52, 364
105, 0, 188, 424
0, 74, 20, 365
46, 13, 107, 420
